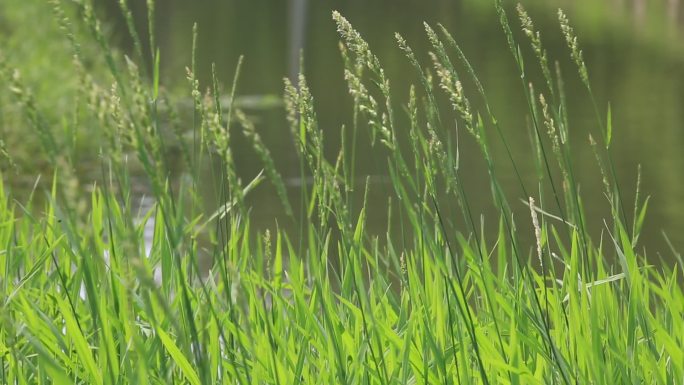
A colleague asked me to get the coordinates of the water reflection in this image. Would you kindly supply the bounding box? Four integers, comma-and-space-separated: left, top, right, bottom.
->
101, 0, 684, 261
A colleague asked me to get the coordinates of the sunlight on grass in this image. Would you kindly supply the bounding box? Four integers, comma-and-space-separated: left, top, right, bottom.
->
0, 1, 682, 384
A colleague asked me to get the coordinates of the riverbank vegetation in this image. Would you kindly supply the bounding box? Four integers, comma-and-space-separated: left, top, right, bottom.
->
0, 1, 682, 384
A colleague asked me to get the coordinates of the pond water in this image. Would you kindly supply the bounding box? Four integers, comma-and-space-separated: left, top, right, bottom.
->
101, 0, 684, 262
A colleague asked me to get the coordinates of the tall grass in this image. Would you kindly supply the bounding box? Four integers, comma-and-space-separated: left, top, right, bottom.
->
1, 1, 682, 384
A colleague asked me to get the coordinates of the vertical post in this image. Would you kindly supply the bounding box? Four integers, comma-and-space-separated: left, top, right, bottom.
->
289, 0, 308, 82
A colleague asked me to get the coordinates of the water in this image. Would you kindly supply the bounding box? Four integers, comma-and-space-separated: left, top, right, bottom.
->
101, 0, 684, 261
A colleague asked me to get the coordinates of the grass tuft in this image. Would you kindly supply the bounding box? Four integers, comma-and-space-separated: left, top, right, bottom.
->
0, 3, 681, 385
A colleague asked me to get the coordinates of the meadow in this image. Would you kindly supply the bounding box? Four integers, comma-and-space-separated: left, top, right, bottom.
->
0, 1, 682, 384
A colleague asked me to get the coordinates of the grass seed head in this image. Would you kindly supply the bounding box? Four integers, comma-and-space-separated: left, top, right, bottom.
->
558, 9, 589, 87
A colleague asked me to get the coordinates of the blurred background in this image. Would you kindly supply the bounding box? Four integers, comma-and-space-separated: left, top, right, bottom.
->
2, 0, 683, 261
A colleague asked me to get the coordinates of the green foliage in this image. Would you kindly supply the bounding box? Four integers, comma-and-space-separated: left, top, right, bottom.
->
0, 2, 682, 385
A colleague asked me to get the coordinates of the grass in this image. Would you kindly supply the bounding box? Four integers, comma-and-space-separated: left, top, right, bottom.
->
1, 1, 683, 384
